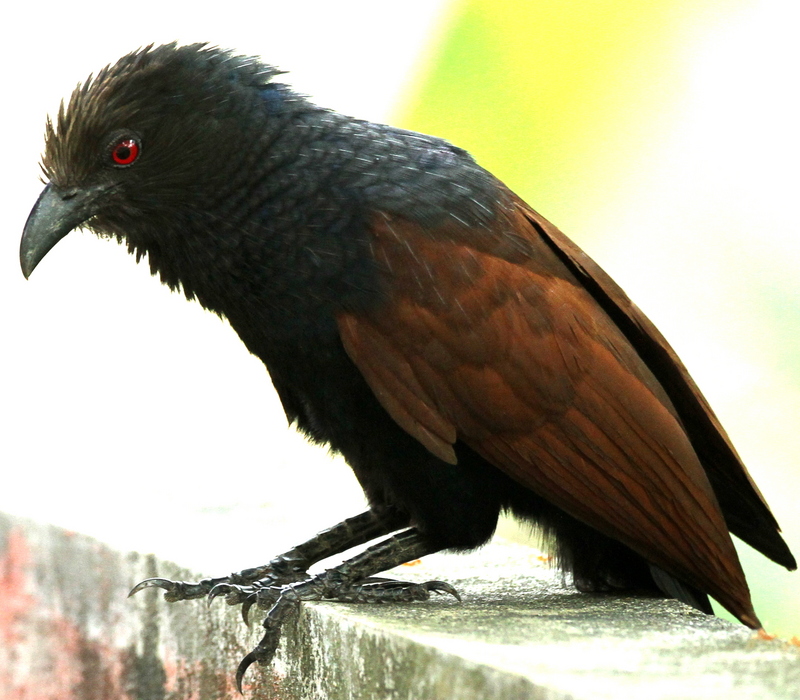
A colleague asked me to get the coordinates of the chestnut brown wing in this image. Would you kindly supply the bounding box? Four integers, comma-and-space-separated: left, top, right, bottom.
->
519, 201, 794, 571
337, 201, 759, 626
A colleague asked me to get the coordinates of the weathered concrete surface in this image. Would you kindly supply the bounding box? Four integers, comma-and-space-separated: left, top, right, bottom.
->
0, 511, 269, 699
2, 511, 799, 700
289, 551, 800, 700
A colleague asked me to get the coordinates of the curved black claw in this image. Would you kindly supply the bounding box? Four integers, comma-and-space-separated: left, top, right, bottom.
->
422, 580, 462, 602
128, 575, 230, 602
207, 582, 247, 605
235, 650, 259, 694
208, 582, 260, 624
128, 577, 174, 597
206, 583, 228, 606
128, 577, 202, 603
208, 582, 280, 626
241, 597, 256, 626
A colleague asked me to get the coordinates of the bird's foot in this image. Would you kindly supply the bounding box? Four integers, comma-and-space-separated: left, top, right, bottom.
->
235, 573, 460, 691
128, 558, 308, 604
129, 510, 401, 606
129, 526, 449, 693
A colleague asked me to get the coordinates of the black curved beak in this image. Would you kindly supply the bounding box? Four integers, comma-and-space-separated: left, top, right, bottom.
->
20, 183, 106, 278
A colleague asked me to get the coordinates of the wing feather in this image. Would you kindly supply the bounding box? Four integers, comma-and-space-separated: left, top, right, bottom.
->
521, 201, 795, 569
337, 203, 771, 625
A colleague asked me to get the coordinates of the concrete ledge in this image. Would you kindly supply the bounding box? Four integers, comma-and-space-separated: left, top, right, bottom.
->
2, 511, 799, 699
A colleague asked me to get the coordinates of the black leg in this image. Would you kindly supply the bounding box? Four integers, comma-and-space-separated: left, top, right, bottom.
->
129, 509, 407, 611
236, 527, 459, 692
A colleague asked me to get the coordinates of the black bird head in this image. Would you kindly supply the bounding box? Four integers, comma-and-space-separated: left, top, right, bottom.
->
21, 42, 490, 320
21, 43, 290, 282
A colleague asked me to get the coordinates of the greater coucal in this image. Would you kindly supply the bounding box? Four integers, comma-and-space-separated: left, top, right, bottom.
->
20, 43, 795, 689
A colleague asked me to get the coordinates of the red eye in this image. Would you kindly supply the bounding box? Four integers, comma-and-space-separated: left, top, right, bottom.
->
111, 138, 140, 166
